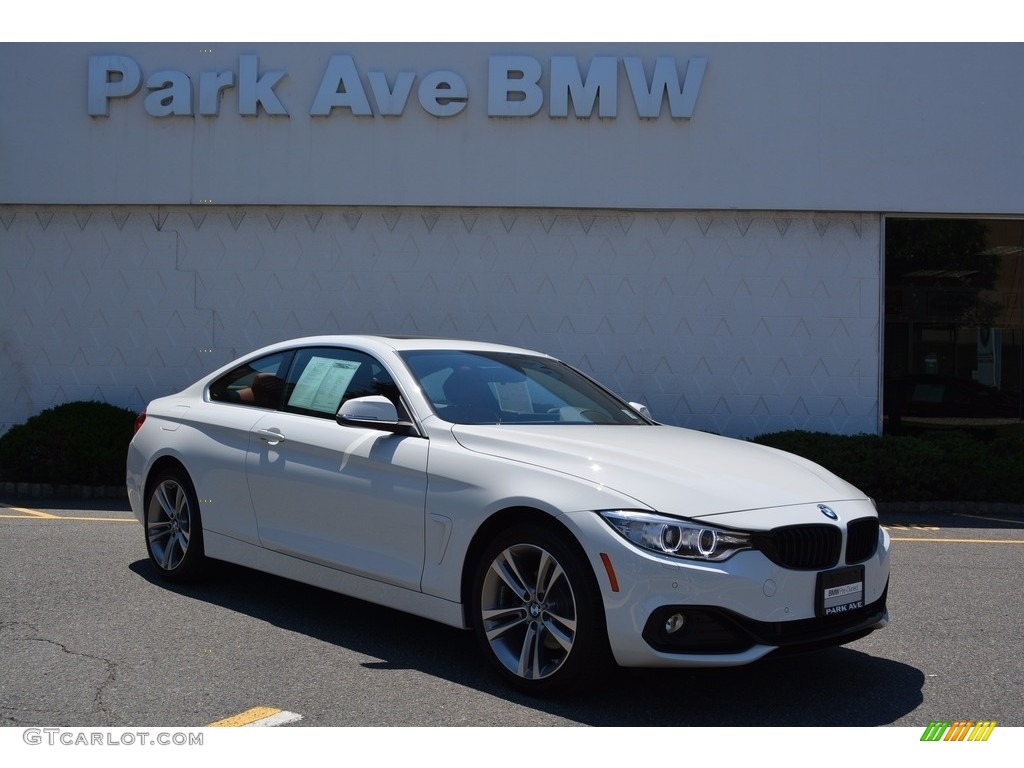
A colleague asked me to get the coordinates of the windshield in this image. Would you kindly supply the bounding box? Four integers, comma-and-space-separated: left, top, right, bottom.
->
400, 350, 648, 425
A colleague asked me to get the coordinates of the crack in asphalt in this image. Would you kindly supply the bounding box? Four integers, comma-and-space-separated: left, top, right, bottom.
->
0, 620, 119, 725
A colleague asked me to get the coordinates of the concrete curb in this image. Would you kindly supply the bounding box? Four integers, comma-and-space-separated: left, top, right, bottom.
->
0, 482, 128, 500
878, 501, 1024, 518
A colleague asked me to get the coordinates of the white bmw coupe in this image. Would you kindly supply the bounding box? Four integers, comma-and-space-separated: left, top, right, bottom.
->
127, 335, 890, 693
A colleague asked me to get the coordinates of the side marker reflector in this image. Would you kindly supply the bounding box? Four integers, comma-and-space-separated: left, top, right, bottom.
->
599, 552, 620, 593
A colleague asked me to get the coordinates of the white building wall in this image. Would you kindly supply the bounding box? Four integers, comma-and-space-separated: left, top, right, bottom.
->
0, 204, 880, 438
4, 43, 1024, 214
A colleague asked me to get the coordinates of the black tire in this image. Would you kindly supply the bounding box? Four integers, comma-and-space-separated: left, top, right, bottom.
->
144, 467, 206, 582
471, 523, 610, 694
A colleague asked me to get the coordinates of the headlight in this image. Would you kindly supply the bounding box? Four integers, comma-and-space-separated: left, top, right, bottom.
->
599, 510, 752, 562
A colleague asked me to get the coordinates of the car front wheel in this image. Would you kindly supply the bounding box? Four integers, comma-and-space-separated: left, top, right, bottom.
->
472, 523, 609, 694
144, 468, 206, 581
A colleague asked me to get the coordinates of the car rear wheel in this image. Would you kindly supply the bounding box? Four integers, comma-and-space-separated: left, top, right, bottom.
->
145, 468, 206, 581
472, 523, 609, 694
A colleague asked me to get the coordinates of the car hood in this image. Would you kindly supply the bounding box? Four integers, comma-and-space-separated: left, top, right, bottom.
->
449, 424, 866, 522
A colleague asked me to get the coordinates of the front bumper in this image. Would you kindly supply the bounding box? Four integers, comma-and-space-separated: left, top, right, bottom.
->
560, 503, 892, 668
641, 586, 888, 656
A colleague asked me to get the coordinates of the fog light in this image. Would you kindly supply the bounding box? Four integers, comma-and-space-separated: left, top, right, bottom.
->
664, 613, 686, 634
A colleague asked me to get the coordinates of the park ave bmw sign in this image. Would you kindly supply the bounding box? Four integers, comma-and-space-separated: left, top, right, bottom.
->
87, 53, 707, 120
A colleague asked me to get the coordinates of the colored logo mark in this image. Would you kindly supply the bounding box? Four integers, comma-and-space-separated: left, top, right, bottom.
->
920, 721, 997, 742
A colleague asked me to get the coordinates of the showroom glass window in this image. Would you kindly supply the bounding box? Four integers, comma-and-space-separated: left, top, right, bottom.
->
884, 218, 1024, 431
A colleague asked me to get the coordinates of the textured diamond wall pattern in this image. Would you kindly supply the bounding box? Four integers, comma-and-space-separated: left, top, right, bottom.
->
0, 205, 881, 438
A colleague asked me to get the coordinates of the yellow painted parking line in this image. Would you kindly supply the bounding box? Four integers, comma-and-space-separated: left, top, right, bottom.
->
207, 707, 302, 727
208, 707, 282, 727
43, 515, 134, 522
1, 505, 59, 518
0, 505, 134, 522
890, 537, 1024, 544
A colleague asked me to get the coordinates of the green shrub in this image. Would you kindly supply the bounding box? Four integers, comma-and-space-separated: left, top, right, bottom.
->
751, 429, 1024, 503
749, 430, 1019, 507
0, 401, 137, 486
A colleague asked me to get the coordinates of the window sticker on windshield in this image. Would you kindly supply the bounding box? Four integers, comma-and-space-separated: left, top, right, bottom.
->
288, 358, 361, 414
494, 381, 532, 413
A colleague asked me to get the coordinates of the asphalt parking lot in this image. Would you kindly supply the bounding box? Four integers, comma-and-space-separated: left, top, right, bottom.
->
1, 499, 1022, 728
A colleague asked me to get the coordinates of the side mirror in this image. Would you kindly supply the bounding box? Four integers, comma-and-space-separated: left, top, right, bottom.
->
628, 401, 654, 421
336, 396, 415, 435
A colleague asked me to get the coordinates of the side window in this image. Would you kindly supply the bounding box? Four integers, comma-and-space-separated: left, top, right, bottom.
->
281, 347, 403, 419
208, 351, 291, 409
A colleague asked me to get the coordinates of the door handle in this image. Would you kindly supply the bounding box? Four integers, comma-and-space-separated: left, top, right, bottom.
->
255, 428, 286, 445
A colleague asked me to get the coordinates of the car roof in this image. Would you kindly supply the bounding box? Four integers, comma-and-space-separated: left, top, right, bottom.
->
244, 334, 553, 358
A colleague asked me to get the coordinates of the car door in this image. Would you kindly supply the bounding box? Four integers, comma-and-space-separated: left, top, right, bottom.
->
190, 348, 294, 544
244, 346, 429, 590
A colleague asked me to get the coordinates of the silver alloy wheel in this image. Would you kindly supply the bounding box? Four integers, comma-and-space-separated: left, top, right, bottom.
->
147, 478, 192, 572
479, 543, 578, 681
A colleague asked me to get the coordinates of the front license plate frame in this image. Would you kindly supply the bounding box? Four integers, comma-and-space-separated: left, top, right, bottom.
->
816, 565, 865, 617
